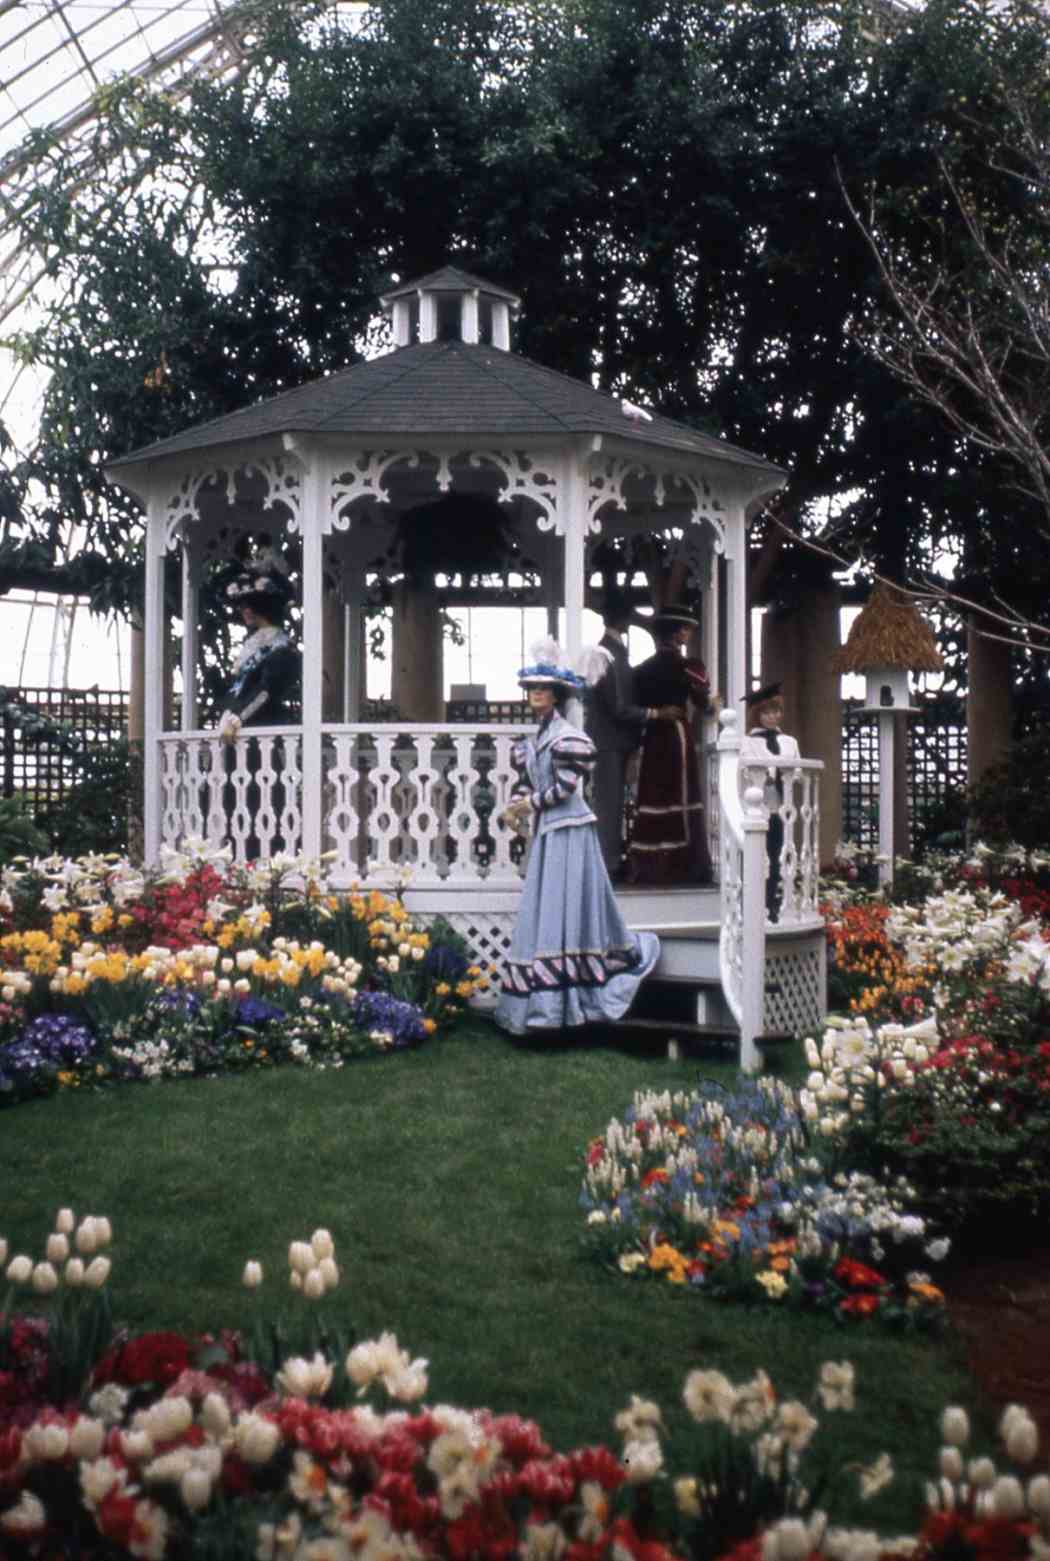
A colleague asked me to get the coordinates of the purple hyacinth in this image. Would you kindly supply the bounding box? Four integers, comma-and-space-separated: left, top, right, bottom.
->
349, 990, 428, 1047
0, 1014, 96, 1089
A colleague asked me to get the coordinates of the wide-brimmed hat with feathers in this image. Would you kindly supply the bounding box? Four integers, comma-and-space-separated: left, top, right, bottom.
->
517, 638, 606, 691
224, 550, 294, 618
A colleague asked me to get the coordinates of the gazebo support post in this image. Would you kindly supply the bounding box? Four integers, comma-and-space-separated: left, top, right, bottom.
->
143, 494, 166, 863
560, 445, 589, 724
180, 543, 200, 732
299, 453, 328, 862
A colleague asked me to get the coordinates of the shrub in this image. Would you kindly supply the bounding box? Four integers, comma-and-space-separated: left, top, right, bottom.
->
968, 722, 1050, 849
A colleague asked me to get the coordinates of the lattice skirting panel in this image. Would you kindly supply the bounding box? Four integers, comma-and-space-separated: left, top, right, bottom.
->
763, 929, 827, 1037
401, 887, 521, 1011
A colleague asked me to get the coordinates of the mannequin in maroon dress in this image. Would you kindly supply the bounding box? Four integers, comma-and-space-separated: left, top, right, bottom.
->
628, 610, 718, 885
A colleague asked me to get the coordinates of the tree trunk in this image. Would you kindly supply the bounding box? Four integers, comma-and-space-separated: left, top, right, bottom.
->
967, 619, 1012, 788
761, 585, 843, 865
392, 578, 444, 720
322, 590, 346, 722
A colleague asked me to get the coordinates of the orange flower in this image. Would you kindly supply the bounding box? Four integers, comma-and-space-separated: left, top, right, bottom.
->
909, 1281, 945, 1304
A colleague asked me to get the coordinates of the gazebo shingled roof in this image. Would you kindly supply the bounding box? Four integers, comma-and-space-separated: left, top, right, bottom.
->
831, 580, 943, 674
108, 337, 786, 477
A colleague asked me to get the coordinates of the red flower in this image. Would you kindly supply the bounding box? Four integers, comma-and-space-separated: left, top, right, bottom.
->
607, 1517, 681, 1561
96, 1486, 139, 1546
833, 1258, 887, 1290
518, 1454, 576, 1505
569, 1445, 626, 1490
839, 1293, 881, 1317
94, 1330, 192, 1389
715, 1540, 763, 1561
486, 1414, 551, 1465
220, 1451, 255, 1497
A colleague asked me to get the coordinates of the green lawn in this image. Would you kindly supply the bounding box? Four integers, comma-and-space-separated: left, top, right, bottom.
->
0, 1022, 983, 1532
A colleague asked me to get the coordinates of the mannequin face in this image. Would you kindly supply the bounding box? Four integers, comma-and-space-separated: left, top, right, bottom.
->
527, 685, 558, 717
757, 700, 783, 729
240, 604, 273, 631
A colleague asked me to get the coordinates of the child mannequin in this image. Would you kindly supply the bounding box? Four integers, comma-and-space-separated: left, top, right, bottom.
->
738, 682, 799, 923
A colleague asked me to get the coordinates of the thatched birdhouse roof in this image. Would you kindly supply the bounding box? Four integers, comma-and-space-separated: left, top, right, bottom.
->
831, 581, 943, 674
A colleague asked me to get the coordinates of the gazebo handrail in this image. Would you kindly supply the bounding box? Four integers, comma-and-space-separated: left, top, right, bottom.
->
160, 721, 533, 738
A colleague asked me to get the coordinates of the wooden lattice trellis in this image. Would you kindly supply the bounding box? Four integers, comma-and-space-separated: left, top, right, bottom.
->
842, 696, 967, 852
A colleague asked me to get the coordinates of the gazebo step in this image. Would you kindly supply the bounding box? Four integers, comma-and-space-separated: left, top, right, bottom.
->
613, 1017, 739, 1043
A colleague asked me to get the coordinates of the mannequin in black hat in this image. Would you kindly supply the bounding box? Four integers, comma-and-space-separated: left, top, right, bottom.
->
627, 610, 720, 885
739, 683, 799, 923
584, 589, 680, 879
218, 555, 299, 743
217, 553, 300, 857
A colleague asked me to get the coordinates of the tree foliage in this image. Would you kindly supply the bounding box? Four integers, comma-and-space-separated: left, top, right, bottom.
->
2, 0, 1048, 692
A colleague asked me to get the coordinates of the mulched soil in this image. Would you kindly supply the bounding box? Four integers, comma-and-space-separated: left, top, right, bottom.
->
944, 1246, 1050, 1437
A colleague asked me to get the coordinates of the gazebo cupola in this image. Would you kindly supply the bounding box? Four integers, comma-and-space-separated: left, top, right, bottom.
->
380, 266, 520, 350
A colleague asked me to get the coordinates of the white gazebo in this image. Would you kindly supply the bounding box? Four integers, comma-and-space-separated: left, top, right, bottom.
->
106, 265, 826, 1068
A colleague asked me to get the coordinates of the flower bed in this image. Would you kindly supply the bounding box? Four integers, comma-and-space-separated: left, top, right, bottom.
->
0, 1209, 1045, 1561
817, 847, 1050, 1243
579, 1077, 948, 1324
0, 844, 489, 1105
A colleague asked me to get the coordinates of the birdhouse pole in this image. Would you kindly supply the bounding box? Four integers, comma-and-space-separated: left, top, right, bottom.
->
864, 668, 912, 888
831, 583, 944, 892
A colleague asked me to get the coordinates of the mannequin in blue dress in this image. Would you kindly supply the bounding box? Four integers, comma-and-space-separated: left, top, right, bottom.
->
495, 644, 660, 1035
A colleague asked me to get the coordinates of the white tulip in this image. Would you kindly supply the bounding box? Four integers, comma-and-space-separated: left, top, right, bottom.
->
993, 1476, 1026, 1520
276, 1351, 332, 1400
75, 1217, 99, 1255
235, 1412, 281, 1464
69, 1417, 106, 1459
0, 1489, 46, 1534
31, 1261, 59, 1295
242, 1260, 263, 1289
288, 1240, 314, 1275
180, 1467, 213, 1511
46, 1233, 69, 1264
201, 1393, 231, 1439
55, 1208, 75, 1234
6, 1254, 32, 1284
83, 1255, 111, 1289
310, 1228, 334, 1260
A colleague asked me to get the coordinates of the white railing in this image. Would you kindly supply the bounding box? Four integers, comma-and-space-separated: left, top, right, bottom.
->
158, 728, 304, 861
716, 709, 768, 1074
156, 724, 530, 883
321, 724, 529, 884
736, 755, 825, 925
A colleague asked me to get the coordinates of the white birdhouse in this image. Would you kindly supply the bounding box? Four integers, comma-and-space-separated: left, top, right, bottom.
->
862, 666, 912, 713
